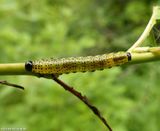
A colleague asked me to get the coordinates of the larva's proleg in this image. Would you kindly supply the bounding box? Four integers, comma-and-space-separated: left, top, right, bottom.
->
25, 52, 131, 75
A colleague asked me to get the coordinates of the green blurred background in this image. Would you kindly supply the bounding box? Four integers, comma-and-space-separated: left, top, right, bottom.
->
0, 0, 160, 131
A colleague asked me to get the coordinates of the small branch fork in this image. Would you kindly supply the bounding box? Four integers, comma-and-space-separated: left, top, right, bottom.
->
52, 75, 112, 131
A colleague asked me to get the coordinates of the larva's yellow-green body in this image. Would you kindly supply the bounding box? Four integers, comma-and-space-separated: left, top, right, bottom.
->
25, 52, 131, 75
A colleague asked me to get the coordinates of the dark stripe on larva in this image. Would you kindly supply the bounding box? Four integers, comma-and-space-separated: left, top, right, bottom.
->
25, 52, 131, 75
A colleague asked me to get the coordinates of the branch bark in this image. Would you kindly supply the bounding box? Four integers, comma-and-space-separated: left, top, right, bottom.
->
52, 75, 112, 131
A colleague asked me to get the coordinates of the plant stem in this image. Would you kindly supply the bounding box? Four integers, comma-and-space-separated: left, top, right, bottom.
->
129, 52, 160, 64
0, 63, 29, 75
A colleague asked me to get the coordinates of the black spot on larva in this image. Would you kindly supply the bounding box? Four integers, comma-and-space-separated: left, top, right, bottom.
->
25, 61, 33, 71
127, 52, 131, 61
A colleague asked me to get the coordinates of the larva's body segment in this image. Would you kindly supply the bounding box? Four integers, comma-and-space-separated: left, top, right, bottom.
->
25, 52, 131, 75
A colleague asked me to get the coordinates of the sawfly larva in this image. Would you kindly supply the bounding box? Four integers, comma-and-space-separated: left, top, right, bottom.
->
25, 52, 131, 75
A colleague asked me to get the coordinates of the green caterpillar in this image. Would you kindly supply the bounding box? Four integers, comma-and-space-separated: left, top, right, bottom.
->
25, 52, 131, 75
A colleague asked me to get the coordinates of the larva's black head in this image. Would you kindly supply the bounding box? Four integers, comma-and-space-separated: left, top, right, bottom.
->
127, 52, 131, 61
25, 61, 33, 71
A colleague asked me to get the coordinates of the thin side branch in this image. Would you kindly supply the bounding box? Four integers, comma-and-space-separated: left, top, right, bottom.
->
0, 80, 24, 90
52, 75, 112, 131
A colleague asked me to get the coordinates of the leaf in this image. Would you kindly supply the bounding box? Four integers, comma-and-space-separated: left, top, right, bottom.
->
149, 30, 157, 46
